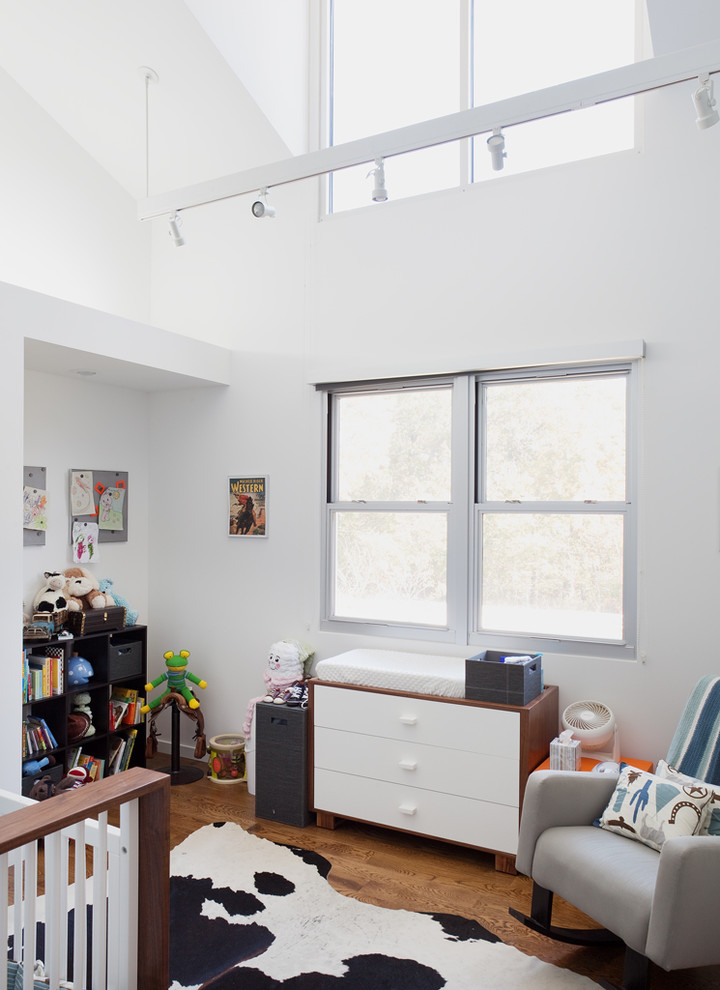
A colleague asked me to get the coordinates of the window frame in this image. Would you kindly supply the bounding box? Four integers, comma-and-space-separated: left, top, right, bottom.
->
320, 362, 638, 659
321, 0, 638, 215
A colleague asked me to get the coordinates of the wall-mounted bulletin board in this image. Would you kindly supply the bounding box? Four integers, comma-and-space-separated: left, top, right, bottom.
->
23, 466, 47, 547
69, 470, 128, 560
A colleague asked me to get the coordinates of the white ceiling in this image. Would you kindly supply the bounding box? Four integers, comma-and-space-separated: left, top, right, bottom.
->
0, 0, 307, 201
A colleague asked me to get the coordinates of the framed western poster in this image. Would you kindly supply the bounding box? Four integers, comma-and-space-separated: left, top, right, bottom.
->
228, 476, 267, 537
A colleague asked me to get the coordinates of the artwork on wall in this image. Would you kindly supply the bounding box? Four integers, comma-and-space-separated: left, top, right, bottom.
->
228, 476, 267, 537
72, 520, 100, 563
69, 469, 128, 544
23, 466, 48, 547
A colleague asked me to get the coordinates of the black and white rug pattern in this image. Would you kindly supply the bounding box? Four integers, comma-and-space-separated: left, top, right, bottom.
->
169, 821, 599, 989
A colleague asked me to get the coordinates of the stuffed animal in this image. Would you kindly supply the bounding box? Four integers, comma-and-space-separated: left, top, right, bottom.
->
99, 578, 138, 626
32, 571, 68, 613
29, 775, 56, 800
23, 755, 55, 776
141, 650, 207, 713
71, 692, 95, 737
242, 640, 314, 737
62, 567, 115, 612
55, 766, 91, 791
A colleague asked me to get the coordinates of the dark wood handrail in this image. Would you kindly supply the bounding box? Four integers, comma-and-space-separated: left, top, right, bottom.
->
1, 767, 170, 990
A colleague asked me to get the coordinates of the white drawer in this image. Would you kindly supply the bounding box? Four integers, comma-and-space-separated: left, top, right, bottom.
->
314, 769, 519, 855
313, 685, 519, 759
314, 726, 519, 806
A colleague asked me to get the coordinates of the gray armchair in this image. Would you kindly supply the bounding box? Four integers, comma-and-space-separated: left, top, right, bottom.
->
511, 676, 720, 990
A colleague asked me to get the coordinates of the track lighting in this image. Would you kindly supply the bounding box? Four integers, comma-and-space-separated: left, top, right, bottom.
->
487, 128, 506, 171
693, 73, 719, 130
251, 188, 275, 218
367, 158, 388, 202
168, 212, 185, 247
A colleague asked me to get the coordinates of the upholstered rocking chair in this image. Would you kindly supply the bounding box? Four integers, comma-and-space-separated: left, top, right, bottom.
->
510, 675, 720, 990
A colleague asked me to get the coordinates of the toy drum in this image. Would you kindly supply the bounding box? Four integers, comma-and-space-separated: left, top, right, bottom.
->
207, 733, 246, 783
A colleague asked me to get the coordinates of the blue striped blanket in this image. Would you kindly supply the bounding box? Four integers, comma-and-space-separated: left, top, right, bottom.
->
666, 675, 720, 785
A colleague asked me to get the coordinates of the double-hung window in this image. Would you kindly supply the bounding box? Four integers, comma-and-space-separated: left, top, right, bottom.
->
322, 363, 636, 658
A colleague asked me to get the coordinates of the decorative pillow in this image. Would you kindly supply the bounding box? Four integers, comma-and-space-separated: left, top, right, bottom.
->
655, 759, 720, 837
596, 764, 714, 851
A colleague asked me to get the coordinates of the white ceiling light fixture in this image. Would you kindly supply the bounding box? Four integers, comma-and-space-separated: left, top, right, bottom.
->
367, 158, 388, 202
168, 212, 185, 247
251, 187, 276, 218
139, 41, 720, 222
693, 72, 720, 129
138, 66, 159, 197
487, 128, 506, 171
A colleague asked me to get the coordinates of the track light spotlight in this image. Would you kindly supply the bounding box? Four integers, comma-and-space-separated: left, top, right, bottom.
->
367, 158, 388, 202
168, 212, 185, 247
251, 188, 276, 218
693, 73, 720, 130
487, 128, 506, 171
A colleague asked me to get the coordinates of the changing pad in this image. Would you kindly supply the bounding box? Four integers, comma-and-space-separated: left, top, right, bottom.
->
314, 649, 465, 698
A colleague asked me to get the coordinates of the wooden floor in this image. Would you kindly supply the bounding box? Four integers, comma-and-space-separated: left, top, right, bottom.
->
149, 754, 719, 990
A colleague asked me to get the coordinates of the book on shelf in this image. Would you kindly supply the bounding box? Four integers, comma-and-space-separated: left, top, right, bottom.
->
107, 735, 126, 775
119, 728, 138, 772
28, 657, 52, 701
78, 753, 105, 781
66, 746, 81, 769
110, 686, 138, 729
23, 715, 58, 756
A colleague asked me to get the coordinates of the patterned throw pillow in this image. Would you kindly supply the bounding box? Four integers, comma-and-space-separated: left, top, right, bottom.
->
596, 764, 714, 851
655, 759, 720, 837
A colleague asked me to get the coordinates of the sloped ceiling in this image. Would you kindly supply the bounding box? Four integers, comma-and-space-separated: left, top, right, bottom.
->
0, 0, 301, 201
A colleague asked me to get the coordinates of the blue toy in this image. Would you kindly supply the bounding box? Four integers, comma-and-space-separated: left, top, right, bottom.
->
23, 756, 54, 776
68, 653, 94, 686
99, 578, 139, 626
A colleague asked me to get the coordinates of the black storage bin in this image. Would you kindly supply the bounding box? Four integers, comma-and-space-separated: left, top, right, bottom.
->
22, 761, 63, 797
108, 640, 143, 680
465, 650, 543, 706
255, 702, 311, 827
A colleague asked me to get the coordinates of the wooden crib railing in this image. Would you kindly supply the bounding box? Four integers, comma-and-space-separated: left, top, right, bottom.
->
0, 767, 169, 990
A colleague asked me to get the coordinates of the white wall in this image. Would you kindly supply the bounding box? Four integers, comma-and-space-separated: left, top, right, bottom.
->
23, 371, 151, 620
149, 78, 720, 766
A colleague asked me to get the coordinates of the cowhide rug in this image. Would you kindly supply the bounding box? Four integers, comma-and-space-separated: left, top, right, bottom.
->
169, 821, 599, 989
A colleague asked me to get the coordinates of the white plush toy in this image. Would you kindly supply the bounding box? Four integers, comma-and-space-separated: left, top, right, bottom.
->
32, 571, 68, 613
71, 692, 96, 737
242, 640, 314, 737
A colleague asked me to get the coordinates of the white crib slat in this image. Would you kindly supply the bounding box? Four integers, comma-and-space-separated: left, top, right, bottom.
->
57, 830, 70, 985
22, 844, 36, 990
116, 800, 138, 990
92, 812, 108, 990
11, 848, 23, 966
70, 822, 87, 990
44, 831, 63, 990
0, 852, 8, 990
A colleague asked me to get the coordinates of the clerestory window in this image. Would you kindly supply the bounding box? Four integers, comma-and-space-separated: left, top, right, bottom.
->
326, 0, 637, 213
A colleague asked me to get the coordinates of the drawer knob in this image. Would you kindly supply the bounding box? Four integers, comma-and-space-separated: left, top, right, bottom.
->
398, 759, 417, 771
399, 714, 418, 725
399, 803, 417, 816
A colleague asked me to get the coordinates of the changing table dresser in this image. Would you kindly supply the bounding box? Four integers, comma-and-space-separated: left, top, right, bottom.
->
309, 660, 558, 874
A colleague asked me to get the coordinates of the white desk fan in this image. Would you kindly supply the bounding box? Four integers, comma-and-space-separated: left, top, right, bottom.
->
562, 700, 620, 767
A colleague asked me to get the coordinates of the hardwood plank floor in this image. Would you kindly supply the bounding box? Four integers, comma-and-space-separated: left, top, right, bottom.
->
150, 755, 719, 989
